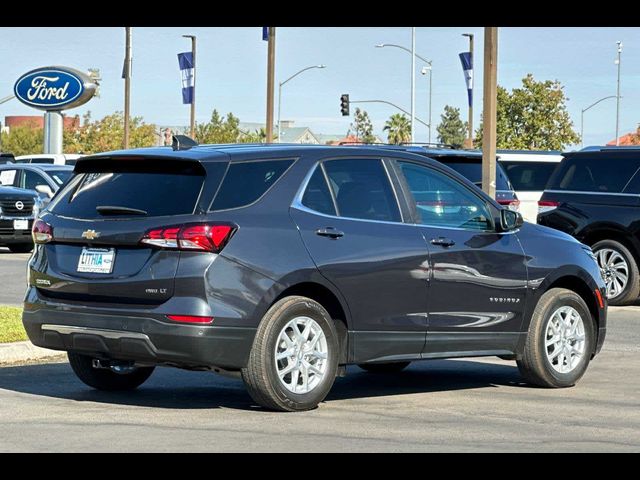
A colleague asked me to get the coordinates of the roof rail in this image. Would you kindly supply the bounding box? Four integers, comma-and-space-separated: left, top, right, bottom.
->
336, 141, 456, 149
398, 142, 456, 149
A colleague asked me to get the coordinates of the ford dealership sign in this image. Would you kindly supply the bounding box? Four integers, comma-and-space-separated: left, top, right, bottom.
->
14, 66, 97, 111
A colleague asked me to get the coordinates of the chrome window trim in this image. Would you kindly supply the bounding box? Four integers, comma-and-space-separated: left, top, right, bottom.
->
292, 162, 516, 233
543, 189, 640, 197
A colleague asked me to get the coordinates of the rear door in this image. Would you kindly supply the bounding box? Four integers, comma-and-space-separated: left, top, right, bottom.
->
33, 157, 226, 304
393, 159, 528, 355
290, 158, 430, 363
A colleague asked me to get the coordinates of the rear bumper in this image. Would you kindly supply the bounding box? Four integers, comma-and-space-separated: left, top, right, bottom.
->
23, 304, 256, 370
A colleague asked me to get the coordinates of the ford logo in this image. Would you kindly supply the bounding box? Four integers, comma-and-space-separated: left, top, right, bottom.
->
14, 66, 97, 111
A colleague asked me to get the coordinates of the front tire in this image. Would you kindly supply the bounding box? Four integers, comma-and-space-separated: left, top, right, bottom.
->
242, 296, 339, 412
8, 243, 33, 253
67, 352, 155, 391
592, 239, 639, 305
358, 362, 411, 373
517, 288, 595, 388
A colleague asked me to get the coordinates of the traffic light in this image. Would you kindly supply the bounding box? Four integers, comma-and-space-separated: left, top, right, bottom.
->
340, 94, 350, 116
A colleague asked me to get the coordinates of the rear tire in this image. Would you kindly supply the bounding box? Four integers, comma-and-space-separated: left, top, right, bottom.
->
8, 243, 32, 253
241, 296, 339, 412
592, 239, 640, 306
358, 362, 411, 373
67, 352, 155, 391
517, 288, 595, 388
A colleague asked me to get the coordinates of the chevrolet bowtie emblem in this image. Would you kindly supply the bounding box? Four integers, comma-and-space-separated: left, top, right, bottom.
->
81, 229, 100, 240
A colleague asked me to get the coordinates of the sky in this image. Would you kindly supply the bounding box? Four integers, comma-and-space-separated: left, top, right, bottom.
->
1, 27, 638, 147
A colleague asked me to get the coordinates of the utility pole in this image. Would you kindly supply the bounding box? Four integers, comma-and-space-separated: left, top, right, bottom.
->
182, 35, 197, 138
123, 27, 132, 149
615, 41, 623, 146
462, 33, 474, 148
482, 27, 498, 200
266, 27, 276, 143
410, 27, 416, 143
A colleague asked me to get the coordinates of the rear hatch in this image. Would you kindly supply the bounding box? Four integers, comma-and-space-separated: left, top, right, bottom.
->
31, 156, 226, 305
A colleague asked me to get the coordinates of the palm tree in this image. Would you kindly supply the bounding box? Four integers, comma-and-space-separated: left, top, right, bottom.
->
383, 114, 411, 145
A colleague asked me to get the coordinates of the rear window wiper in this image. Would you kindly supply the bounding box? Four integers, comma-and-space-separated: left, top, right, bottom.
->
96, 205, 148, 216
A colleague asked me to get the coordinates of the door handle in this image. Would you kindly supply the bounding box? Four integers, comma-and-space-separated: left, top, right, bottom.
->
316, 227, 344, 239
430, 237, 455, 247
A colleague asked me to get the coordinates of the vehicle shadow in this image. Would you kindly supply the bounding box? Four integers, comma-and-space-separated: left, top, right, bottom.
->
0, 358, 527, 411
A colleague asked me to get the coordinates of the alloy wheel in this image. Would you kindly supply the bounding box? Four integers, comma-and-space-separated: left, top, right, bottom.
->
596, 248, 629, 299
544, 306, 586, 374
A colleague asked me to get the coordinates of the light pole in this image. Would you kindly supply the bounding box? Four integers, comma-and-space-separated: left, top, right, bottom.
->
410, 28, 416, 143
580, 96, 617, 148
182, 34, 196, 138
421, 66, 432, 143
123, 27, 132, 149
615, 41, 623, 146
462, 33, 474, 148
277, 65, 325, 143
375, 43, 433, 143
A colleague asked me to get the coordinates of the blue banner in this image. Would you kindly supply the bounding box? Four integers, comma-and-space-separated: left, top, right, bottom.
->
177, 51, 194, 105
459, 51, 473, 107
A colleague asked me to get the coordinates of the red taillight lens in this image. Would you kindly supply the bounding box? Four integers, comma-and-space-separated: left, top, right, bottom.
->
538, 200, 559, 214
166, 314, 214, 324
498, 199, 520, 211
32, 219, 53, 244
141, 223, 235, 252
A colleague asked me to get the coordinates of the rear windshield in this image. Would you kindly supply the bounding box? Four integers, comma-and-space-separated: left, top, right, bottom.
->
547, 155, 640, 193
436, 157, 512, 191
501, 161, 558, 191
210, 159, 294, 211
48, 159, 209, 218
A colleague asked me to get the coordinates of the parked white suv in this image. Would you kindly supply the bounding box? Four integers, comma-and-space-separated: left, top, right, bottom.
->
14, 154, 83, 166
498, 150, 563, 223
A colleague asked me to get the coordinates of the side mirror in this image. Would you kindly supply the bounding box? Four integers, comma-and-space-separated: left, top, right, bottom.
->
35, 184, 54, 199
500, 208, 524, 231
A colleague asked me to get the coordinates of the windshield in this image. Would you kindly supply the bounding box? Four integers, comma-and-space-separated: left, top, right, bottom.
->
48, 170, 73, 186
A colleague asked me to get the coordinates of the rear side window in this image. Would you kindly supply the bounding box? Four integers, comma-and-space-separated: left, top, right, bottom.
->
301, 167, 336, 216
323, 159, 401, 222
502, 161, 559, 191
49, 160, 208, 218
211, 159, 294, 211
547, 155, 640, 193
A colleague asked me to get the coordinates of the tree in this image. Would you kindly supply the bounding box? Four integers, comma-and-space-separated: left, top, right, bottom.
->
0, 123, 43, 156
64, 111, 156, 153
348, 108, 376, 144
194, 110, 242, 144
383, 113, 411, 145
475, 74, 580, 150
626, 126, 640, 145
436, 106, 468, 147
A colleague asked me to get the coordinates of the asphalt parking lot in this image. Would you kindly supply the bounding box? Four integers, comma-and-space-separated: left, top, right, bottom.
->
0, 250, 638, 452
0, 248, 29, 306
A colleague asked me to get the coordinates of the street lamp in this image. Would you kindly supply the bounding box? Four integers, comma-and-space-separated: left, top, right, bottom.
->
615, 41, 623, 146
581, 96, 617, 148
277, 65, 326, 143
375, 43, 433, 143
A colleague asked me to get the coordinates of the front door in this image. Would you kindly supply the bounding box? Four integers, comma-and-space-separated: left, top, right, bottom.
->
395, 160, 529, 356
290, 158, 430, 363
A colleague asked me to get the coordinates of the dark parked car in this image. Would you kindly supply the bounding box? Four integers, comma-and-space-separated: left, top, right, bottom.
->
23, 144, 606, 411
0, 164, 74, 200
0, 185, 42, 252
539, 147, 640, 305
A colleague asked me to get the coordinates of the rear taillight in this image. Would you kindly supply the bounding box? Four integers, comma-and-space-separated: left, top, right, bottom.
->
498, 199, 520, 212
32, 219, 53, 244
141, 223, 235, 253
538, 200, 559, 214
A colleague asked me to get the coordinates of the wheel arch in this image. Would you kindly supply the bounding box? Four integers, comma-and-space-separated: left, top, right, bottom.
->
580, 225, 640, 266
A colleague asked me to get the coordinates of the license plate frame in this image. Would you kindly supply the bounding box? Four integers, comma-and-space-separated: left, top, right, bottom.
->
77, 248, 116, 274
13, 219, 28, 230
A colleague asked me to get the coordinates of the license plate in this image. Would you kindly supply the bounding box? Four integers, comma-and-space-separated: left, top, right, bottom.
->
13, 219, 28, 230
77, 248, 115, 274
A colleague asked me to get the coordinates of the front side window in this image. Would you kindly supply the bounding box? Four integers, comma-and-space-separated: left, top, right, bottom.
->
323, 159, 401, 222
399, 161, 492, 231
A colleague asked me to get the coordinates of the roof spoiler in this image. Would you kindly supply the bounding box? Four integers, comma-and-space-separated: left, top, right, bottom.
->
172, 135, 198, 151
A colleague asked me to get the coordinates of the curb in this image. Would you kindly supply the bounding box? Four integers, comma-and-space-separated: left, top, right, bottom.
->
0, 341, 65, 364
